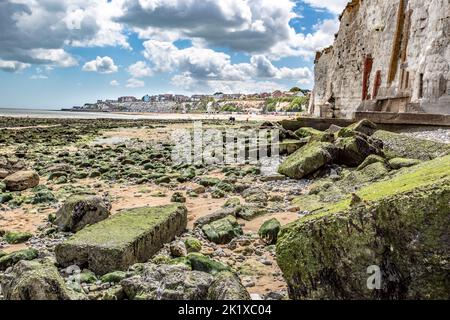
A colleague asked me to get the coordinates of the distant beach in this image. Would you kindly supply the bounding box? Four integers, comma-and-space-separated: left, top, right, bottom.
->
0, 108, 292, 121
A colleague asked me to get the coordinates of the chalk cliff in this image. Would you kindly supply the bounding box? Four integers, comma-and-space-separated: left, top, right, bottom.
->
309, 0, 450, 118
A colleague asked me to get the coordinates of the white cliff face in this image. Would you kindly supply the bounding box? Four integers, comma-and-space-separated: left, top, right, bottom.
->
311, 0, 450, 118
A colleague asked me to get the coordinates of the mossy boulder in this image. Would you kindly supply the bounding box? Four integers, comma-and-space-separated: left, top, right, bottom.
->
207, 271, 251, 300
187, 253, 230, 275
171, 192, 186, 203
3, 170, 39, 191
258, 218, 281, 245
347, 119, 378, 136
372, 130, 450, 160
54, 195, 111, 232
334, 135, 382, 167
237, 205, 268, 221
1, 259, 83, 300
79, 270, 97, 284
277, 155, 450, 299
278, 141, 334, 179
0, 248, 39, 271
184, 237, 202, 253
101, 271, 128, 283
357, 155, 386, 171
388, 158, 421, 170
4, 231, 33, 244
55, 204, 188, 275
295, 127, 334, 142
199, 177, 221, 187
201, 215, 243, 244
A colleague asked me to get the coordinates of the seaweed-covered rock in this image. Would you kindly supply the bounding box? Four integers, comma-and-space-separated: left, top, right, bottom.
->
357, 155, 386, 171
0, 248, 39, 271
201, 215, 243, 244
55, 204, 188, 275
0, 259, 83, 300
187, 253, 230, 275
171, 192, 186, 203
258, 218, 281, 245
54, 195, 111, 232
372, 130, 450, 160
347, 119, 378, 136
278, 142, 335, 179
295, 127, 334, 142
4, 231, 33, 244
101, 271, 128, 283
388, 158, 421, 170
335, 135, 382, 167
194, 207, 239, 227
121, 263, 213, 300
3, 170, 39, 191
207, 271, 251, 300
277, 155, 450, 299
237, 204, 268, 221
184, 238, 202, 253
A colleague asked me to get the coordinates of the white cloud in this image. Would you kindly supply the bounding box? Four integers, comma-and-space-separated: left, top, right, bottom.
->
82, 56, 118, 74
110, 80, 120, 86
0, 59, 30, 72
301, 0, 349, 15
126, 78, 145, 88
143, 41, 312, 83
0, 0, 128, 70
118, 0, 297, 53
128, 61, 153, 78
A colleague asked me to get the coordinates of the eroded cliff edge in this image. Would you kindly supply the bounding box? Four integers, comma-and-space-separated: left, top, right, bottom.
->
309, 0, 450, 118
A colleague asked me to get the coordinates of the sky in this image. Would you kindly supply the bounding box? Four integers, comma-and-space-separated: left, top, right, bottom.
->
0, 0, 349, 108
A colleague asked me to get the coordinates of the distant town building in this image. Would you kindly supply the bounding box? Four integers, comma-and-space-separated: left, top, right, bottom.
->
118, 96, 137, 103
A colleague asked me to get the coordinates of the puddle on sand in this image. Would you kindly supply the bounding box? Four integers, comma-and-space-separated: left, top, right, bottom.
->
92, 136, 130, 145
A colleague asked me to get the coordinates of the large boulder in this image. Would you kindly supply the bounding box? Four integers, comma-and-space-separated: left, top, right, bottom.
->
372, 130, 450, 161
207, 271, 251, 300
334, 135, 383, 167
0, 259, 83, 300
54, 195, 111, 232
194, 207, 239, 228
55, 204, 187, 275
3, 170, 39, 191
0, 248, 39, 271
121, 263, 214, 300
201, 215, 243, 244
276, 155, 450, 299
278, 141, 335, 179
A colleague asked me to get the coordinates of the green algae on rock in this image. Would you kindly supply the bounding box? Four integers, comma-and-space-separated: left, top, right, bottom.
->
278, 141, 334, 179
258, 218, 281, 245
276, 155, 450, 299
4, 231, 33, 244
55, 204, 188, 275
207, 271, 251, 300
1, 259, 83, 300
0, 248, 39, 271
372, 130, 450, 160
201, 215, 243, 244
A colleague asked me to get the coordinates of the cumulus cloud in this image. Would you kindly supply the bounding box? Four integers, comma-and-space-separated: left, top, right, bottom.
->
82, 56, 118, 74
143, 40, 312, 91
110, 80, 120, 86
118, 0, 296, 53
126, 78, 145, 88
0, 59, 30, 73
0, 0, 127, 70
128, 61, 153, 78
